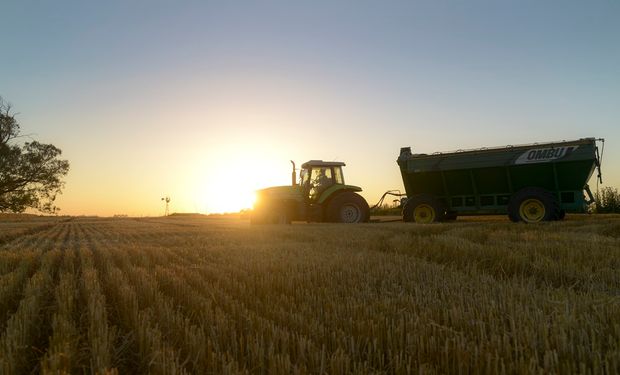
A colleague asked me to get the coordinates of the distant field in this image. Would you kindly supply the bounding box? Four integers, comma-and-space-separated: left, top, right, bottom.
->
0, 215, 618, 374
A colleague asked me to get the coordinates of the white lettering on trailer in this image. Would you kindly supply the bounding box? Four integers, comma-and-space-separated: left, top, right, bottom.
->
514, 146, 578, 164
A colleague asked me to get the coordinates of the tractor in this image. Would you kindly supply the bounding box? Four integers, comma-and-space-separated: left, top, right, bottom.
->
251, 160, 370, 224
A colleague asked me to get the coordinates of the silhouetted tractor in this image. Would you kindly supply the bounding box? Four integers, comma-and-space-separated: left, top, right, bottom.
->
251, 160, 370, 224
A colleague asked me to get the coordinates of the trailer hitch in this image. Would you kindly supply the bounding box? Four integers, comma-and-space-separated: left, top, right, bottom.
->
370, 190, 407, 210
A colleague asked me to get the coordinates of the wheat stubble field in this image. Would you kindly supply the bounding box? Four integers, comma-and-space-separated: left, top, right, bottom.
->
0, 215, 618, 374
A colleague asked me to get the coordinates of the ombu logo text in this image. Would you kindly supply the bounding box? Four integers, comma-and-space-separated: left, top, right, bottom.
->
515, 146, 578, 164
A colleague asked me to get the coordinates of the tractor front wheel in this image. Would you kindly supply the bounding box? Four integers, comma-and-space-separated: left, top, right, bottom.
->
326, 192, 370, 223
250, 211, 267, 225
250, 204, 291, 225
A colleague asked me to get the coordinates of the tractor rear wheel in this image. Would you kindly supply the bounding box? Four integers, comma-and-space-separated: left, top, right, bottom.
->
325, 192, 370, 223
508, 187, 559, 223
403, 194, 445, 224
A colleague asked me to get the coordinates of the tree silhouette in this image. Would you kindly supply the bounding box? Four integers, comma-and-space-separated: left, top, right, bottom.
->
0, 97, 70, 213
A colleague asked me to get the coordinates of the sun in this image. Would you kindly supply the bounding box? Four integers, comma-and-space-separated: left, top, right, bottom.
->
193, 157, 288, 214
194, 167, 256, 214
202, 184, 256, 214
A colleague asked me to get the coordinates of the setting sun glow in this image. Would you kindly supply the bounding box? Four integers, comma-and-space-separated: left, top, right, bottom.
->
194, 169, 256, 214
192, 153, 291, 214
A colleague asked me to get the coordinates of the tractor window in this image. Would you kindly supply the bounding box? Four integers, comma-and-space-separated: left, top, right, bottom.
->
309, 167, 334, 200
300, 169, 309, 186
334, 167, 344, 184
311, 167, 333, 185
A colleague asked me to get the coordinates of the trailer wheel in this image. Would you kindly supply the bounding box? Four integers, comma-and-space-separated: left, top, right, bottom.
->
508, 188, 558, 223
508, 210, 520, 223
443, 212, 458, 221
326, 192, 370, 223
556, 209, 566, 220
403, 195, 445, 224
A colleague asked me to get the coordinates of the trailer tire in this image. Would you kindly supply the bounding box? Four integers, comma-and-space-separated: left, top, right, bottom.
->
556, 209, 566, 220
508, 187, 558, 223
508, 210, 520, 223
326, 192, 370, 223
403, 195, 445, 224
443, 212, 458, 221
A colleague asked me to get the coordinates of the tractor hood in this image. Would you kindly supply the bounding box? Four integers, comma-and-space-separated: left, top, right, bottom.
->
255, 185, 303, 201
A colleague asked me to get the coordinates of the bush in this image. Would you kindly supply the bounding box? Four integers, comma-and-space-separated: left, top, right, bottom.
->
594, 186, 620, 213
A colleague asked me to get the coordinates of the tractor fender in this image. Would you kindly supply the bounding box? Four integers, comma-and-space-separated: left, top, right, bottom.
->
317, 185, 362, 204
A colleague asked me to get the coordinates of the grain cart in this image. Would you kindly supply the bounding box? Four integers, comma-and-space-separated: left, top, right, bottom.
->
251, 160, 370, 224
397, 138, 604, 223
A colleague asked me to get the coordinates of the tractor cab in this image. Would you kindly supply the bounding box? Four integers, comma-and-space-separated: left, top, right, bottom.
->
298, 160, 346, 201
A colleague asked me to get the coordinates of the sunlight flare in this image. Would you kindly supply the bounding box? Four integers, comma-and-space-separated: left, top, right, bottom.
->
193, 153, 290, 214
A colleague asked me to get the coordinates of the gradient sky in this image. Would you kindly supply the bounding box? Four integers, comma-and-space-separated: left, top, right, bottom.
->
1, 1, 619, 216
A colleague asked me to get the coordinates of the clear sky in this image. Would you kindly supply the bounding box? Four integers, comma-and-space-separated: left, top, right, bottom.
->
1, 1, 619, 216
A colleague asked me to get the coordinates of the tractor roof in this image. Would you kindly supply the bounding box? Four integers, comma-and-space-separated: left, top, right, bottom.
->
301, 160, 346, 168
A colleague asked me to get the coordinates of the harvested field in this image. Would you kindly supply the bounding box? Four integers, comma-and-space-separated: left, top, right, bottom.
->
0, 215, 618, 374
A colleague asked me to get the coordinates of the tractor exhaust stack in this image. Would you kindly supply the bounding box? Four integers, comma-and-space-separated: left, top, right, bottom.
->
290, 160, 296, 186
